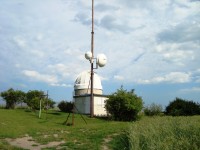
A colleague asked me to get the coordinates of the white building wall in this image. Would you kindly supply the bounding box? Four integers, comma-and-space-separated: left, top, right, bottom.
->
74, 95, 108, 116
94, 97, 108, 116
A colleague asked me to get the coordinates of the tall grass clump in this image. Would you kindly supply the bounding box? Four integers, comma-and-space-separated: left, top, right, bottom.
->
127, 116, 200, 150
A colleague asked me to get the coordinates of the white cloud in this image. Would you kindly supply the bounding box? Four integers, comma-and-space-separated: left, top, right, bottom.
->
47, 63, 70, 77
15, 63, 21, 68
0, 0, 199, 103
30, 49, 45, 58
179, 87, 200, 93
98, 75, 109, 81
13, 36, 27, 48
35, 33, 44, 41
162, 49, 194, 66
99, 14, 134, 33
196, 78, 200, 83
114, 75, 124, 81
138, 72, 191, 84
50, 83, 72, 87
22, 70, 58, 84
191, 68, 200, 83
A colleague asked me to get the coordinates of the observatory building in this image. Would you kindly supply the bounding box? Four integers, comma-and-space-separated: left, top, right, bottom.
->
73, 70, 108, 116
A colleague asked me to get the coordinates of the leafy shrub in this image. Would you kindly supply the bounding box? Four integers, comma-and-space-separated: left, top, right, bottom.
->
58, 101, 73, 113
165, 97, 200, 116
144, 103, 163, 116
105, 86, 143, 121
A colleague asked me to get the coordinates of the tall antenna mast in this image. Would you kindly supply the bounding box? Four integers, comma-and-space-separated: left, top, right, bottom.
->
90, 0, 94, 118
85, 0, 106, 117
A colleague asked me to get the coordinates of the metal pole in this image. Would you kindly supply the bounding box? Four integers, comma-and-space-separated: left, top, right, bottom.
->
90, 0, 94, 118
39, 98, 42, 118
72, 111, 74, 126
45, 90, 48, 120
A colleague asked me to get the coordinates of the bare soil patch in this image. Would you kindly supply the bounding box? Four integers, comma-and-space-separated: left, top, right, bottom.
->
6, 135, 65, 150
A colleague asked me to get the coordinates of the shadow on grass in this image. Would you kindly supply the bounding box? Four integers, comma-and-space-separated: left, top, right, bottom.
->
47, 112, 62, 116
24, 109, 32, 112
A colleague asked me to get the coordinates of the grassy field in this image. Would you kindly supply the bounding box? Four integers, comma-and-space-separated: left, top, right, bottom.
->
0, 109, 129, 150
0, 109, 200, 150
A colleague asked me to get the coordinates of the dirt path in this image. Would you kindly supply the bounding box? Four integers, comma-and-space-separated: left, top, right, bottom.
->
101, 133, 119, 150
101, 136, 112, 150
6, 135, 65, 150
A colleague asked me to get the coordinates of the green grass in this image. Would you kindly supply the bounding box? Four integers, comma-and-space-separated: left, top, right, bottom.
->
1, 109, 200, 150
126, 116, 200, 150
0, 109, 129, 149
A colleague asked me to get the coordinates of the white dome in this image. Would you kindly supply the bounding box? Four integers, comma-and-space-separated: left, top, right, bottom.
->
74, 71, 102, 90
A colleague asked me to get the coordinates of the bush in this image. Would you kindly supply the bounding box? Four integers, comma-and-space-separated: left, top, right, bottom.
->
144, 103, 163, 116
165, 97, 200, 116
58, 101, 73, 113
105, 86, 143, 121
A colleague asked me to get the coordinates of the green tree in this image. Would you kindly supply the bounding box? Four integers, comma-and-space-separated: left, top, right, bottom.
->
165, 97, 200, 116
25, 90, 46, 110
144, 103, 163, 116
58, 101, 73, 113
105, 86, 143, 121
0, 88, 26, 109
44, 98, 56, 109
25, 90, 55, 110
16, 90, 26, 107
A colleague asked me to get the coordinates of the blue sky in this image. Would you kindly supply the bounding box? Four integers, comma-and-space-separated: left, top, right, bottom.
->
0, 0, 199, 107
